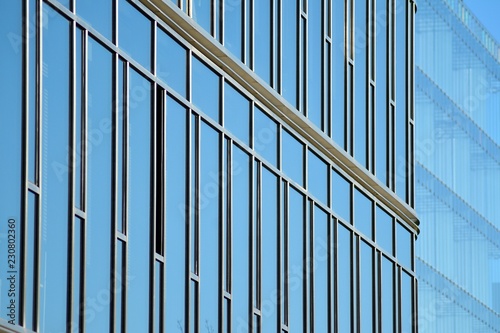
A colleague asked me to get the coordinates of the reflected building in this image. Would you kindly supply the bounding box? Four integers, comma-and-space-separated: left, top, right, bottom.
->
0, 0, 418, 332
415, 0, 500, 331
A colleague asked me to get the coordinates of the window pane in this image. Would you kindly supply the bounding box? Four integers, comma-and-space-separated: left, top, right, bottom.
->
376, 205, 393, 255
192, 56, 220, 122
381, 256, 394, 333
254, 0, 271, 84
75, 28, 83, 209
39, 7, 70, 330
360, 241, 374, 332
232, 145, 251, 331
332, 0, 346, 148
155, 261, 162, 333
77, 0, 112, 41
119, 0, 151, 70
282, 0, 298, 108
397, 222, 412, 269
26, 191, 37, 330
308, 150, 328, 205
254, 106, 278, 167
192, 0, 211, 33
224, 0, 243, 60
332, 169, 351, 223
282, 129, 304, 186
376, 0, 388, 185
116, 240, 125, 333
313, 206, 329, 332
86, 37, 113, 331
73, 217, 82, 332
224, 82, 250, 145
127, 69, 152, 331
28, 0, 37, 183
354, 188, 373, 239
289, 188, 305, 331
308, 0, 323, 128
200, 123, 220, 331
338, 223, 352, 332
117, 60, 125, 233
157, 28, 187, 97
166, 96, 188, 331
261, 168, 279, 331
401, 272, 414, 333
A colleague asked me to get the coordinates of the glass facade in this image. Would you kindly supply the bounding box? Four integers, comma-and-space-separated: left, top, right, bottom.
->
415, 0, 500, 331
0, 0, 417, 332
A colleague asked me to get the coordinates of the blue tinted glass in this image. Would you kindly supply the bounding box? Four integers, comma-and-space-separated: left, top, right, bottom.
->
232, 145, 251, 331
376, 0, 388, 185
25, 191, 37, 329
200, 123, 220, 331
224, 0, 243, 60
360, 241, 374, 332
308, 150, 328, 204
166, 96, 187, 331
332, 0, 346, 148
0, 0, 22, 323
332, 169, 351, 223
157, 28, 187, 97
282, 129, 304, 186
117, 60, 125, 233
261, 168, 279, 331
73, 217, 82, 332
127, 69, 151, 331
395, 0, 407, 200
376, 206, 393, 255
338, 223, 352, 332
192, 0, 211, 33
77, 0, 112, 41
190, 281, 198, 332
282, 0, 298, 108
39, 7, 70, 330
224, 82, 250, 144
401, 272, 414, 333
355, 188, 373, 239
116, 240, 125, 333
86, 37, 113, 331
314, 206, 329, 332
190, 114, 198, 274
28, 0, 37, 183
254, 106, 278, 166
75, 29, 83, 209
119, 0, 151, 70
300, 17, 307, 113
155, 261, 162, 333
308, 0, 323, 129
192, 56, 220, 122
354, 0, 368, 167
289, 188, 304, 331
381, 256, 394, 333
254, 0, 271, 83
397, 222, 412, 269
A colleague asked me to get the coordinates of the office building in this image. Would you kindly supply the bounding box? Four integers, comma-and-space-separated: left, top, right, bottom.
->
0, 0, 418, 332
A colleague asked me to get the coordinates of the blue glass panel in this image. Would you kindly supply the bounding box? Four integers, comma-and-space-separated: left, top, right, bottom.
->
155, 261, 162, 333
282, 0, 298, 108
119, 0, 151, 70
261, 168, 278, 331
314, 206, 329, 332
166, 96, 187, 331
338, 223, 352, 332
401, 272, 414, 333
308, 0, 323, 128
395, 0, 407, 200
232, 145, 251, 331
376, 205, 393, 255
86, 37, 113, 331
117, 60, 125, 233
376, 0, 388, 185
332, 0, 346, 148
332, 169, 351, 223
354, 0, 368, 167
289, 188, 305, 331
254, 0, 271, 84
282, 129, 304, 186
192, 0, 211, 33
360, 241, 374, 332
39, 6, 70, 330
397, 222, 411, 269
157, 28, 187, 97
77, 0, 113, 41
224, 82, 250, 145
73, 217, 82, 332
190, 281, 198, 332
354, 188, 373, 239
224, 0, 243, 60
191, 114, 198, 274
116, 240, 125, 333
200, 122, 220, 331
28, 0, 37, 183
308, 150, 328, 204
75, 28, 83, 209
192, 56, 220, 122
381, 256, 394, 333
127, 69, 152, 331
254, 106, 278, 167
0, 0, 22, 324
25, 191, 37, 330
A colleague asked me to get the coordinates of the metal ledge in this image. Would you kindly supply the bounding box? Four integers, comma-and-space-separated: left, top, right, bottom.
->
138, 0, 420, 234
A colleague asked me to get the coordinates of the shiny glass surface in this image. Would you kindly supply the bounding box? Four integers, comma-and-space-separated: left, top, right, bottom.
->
119, 0, 151, 70
224, 82, 250, 145
192, 56, 220, 122
157, 28, 187, 97
376, 205, 393, 255
77, 0, 113, 41
282, 0, 298, 108
308, 0, 322, 128
308, 150, 328, 205
224, 0, 243, 60
282, 129, 304, 187
355, 188, 373, 239
313, 206, 329, 332
338, 223, 352, 333
332, 169, 351, 223
254, 106, 278, 167
254, 0, 271, 84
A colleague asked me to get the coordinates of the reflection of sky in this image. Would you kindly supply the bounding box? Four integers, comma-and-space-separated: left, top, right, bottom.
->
463, 0, 500, 44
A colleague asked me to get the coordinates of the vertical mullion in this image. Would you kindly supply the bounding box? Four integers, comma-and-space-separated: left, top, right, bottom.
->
308, 200, 314, 333
111, 53, 119, 333
150, 83, 157, 333
122, 60, 129, 333
333, 218, 338, 333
